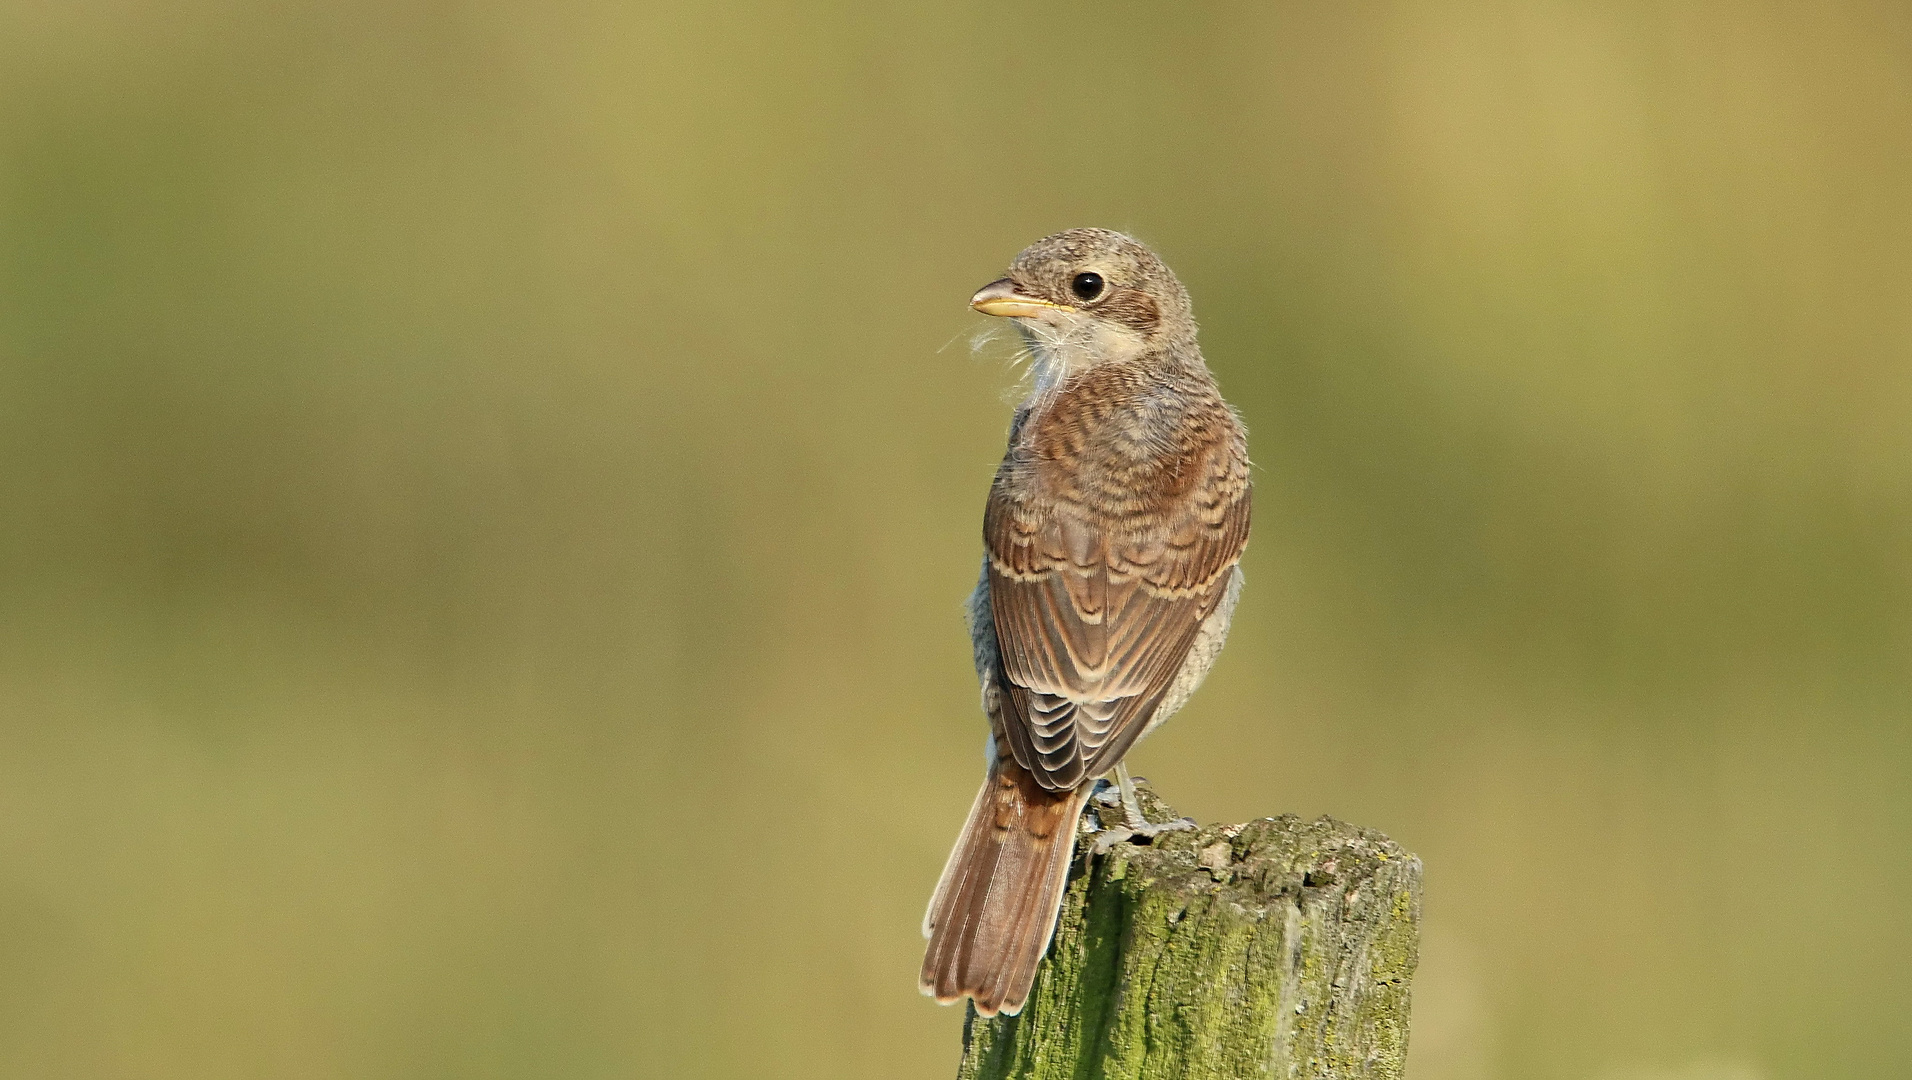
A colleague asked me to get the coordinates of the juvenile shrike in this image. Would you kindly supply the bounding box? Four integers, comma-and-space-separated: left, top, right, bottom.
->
921, 229, 1251, 1017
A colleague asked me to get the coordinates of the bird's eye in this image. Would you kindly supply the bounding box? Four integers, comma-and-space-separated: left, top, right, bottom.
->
1070, 272, 1105, 301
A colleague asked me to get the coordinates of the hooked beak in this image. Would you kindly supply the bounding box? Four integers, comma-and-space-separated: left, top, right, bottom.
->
969, 278, 1075, 319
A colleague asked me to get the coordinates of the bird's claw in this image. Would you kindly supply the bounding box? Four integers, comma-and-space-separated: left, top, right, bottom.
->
1090, 815, 1196, 853
1133, 815, 1199, 838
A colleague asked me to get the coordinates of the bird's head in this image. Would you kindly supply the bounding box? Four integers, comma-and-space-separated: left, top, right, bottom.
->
970, 229, 1196, 374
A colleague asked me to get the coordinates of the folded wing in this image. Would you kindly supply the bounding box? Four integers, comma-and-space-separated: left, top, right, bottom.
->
986, 464, 1250, 792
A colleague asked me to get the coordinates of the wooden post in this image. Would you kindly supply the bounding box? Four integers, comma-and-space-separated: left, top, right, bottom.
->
956, 780, 1422, 1080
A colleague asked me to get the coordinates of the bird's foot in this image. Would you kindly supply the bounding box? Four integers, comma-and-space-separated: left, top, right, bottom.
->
1087, 779, 1196, 852
1090, 816, 1197, 854
1133, 815, 1199, 839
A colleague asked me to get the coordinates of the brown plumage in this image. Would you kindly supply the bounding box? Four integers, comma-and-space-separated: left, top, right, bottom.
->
922, 229, 1251, 1017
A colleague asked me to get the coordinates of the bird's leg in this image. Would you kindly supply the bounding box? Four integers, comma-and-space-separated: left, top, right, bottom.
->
1114, 761, 1147, 829
1090, 763, 1196, 853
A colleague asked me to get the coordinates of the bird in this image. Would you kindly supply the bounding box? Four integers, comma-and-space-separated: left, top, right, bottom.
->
920, 228, 1251, 1018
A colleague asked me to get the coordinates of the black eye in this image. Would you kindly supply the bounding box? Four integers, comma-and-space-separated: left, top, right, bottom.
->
1070, 272, 1105, 301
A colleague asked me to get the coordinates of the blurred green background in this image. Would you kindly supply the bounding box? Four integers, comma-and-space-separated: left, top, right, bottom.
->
1, 1, 1908, 1077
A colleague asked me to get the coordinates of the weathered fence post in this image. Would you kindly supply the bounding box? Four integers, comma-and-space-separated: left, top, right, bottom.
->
956, 781, 1422, 1080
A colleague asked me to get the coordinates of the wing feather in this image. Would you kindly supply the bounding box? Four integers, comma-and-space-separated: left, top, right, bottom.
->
985, 484, 1249, 792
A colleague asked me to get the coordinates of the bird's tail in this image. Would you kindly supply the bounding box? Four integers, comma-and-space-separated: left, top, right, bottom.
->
920, 754, 1092, 1017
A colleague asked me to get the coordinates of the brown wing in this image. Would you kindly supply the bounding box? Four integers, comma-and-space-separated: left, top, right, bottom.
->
985, 466, 1249, 793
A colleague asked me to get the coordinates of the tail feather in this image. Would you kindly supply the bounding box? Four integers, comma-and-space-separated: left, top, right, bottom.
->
920, 755, 1091, 1017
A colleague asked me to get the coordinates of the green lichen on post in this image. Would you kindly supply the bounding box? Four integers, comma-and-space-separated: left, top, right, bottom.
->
956, 782, 1422, 1080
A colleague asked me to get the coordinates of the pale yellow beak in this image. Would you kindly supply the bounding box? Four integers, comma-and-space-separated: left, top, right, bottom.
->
969, 278, 1075, 318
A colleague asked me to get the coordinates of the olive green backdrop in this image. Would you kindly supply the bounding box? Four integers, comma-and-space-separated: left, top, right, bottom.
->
2, 2, 1908, 1078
